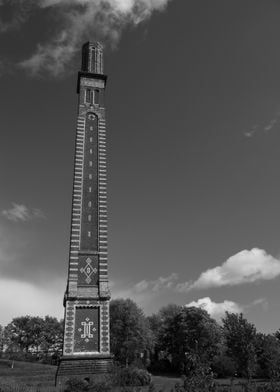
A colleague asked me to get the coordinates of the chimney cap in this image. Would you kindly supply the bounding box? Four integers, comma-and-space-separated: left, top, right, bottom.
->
81, 41, 104, 74
82, 41, 103, 50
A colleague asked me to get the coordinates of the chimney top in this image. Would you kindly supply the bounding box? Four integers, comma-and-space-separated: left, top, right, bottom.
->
81, 42, 104, 75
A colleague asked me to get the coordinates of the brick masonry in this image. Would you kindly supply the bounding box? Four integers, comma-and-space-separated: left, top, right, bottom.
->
56, 42, 112, 386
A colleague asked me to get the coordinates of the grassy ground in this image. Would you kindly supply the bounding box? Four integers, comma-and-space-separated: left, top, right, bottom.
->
0, 360, 59, 391
0, 361, 179, 391
152, 375, 180, 390
0, 360, 277, 392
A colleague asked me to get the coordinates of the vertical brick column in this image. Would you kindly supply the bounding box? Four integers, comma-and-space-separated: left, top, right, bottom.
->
56, 42, 112, 386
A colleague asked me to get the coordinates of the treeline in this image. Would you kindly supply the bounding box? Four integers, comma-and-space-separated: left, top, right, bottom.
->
1, 299, 280, 380
0, 315, 63, 363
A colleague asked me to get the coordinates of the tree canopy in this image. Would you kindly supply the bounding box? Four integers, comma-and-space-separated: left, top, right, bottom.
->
222, 312, 257, 379
1, 301, 280, 381
4, 315, 63, 355
110, 298, 154, 367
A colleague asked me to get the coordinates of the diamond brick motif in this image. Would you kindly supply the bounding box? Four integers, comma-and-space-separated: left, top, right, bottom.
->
80, 257, 97, 284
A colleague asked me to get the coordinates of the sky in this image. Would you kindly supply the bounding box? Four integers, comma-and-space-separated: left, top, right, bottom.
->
1, 0, 280, 332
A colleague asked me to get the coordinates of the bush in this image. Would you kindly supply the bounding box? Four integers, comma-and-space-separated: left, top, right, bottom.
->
149, 358, 174, 374
64, 377, 89, 392
63, 367, 151, 391
112, 366, 152, 387
212, 354, 236, 378
88, 377, 112, 392
38, 352, 61, 366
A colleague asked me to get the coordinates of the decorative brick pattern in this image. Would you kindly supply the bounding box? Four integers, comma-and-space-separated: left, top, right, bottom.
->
78, 255, 99, 286
100, 301, 110, 353
80, 112, 99, 251
68, 115, 85, 290
74, 307, 99, 353
63, 302, 75, 355
58, 43, 111, 386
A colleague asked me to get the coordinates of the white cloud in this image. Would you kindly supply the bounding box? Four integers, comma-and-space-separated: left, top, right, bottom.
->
2, 203, 46, 222
112, 273, 178, 300
244, 111, 280, 138
185, 297, 243, 321
176, 248, 280, 292
16, 0, 172, 75
264, 118, 278, 132
244, 125, 258, 138
134, 273, 178, 293
0, 277, 64, 326
111, 283, 150, 310
20, 31, 78, 77
111, 273, 178, 313
250, 298, 268, 308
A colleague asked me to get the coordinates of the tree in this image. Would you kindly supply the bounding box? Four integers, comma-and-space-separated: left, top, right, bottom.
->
29, 316, 46, 352
212, 341, 237, 378
4, 315, 63, 357
154, 304, 183, 347
222, 312, 257, 379
148, 305, 182, 351
0, 325, 4, 355
148, 304, 182, 373
274, 328, 280, 343
255, 333, 280, 379
172, 307, 221, 375
152, 306, 221, 375
40, 316, 63, 355
4, 316, 42, 353
110, 299, 154, 367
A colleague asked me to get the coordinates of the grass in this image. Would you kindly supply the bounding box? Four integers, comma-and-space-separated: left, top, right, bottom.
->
152, 375, 180, 390
0, 361, 179, 391
0, 360, 278, 392
0, 360, 60, 391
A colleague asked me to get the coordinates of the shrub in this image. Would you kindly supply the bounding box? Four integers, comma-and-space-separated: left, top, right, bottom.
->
212, 354, 236, 378
88, 377, 112, 392
112, 366, 152, 387
149, 358, 174, 374
64, 377, 89, 392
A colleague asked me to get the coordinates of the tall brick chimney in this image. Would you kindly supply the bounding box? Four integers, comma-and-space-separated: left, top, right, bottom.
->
56, 42, 112, 386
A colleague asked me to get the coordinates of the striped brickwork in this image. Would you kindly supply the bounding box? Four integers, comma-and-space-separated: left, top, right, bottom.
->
62, 77, 110, 357
56, 43, 112, 386
98, 117, 109, 283
67, 116, 85, 295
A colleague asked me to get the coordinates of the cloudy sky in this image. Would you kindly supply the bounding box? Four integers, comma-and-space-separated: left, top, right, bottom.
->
1, 0, 280, 331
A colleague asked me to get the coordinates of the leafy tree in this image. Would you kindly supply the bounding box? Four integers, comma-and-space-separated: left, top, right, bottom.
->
148, 304, 182, 372
148, 306, 181, 352
255, 333, 280, 379
274, 328, 280, 342
222, 312, 257, 379
40, 316, 63, 354
110, 299, 154, 367
212, 341, 237, 378
154, 306, 221, 374
154, 304, 182, 345
29, 316, 46, 352
4, 316, 40, 352
172, 307, 221, 375
4, 315, 63, 356
0, 324, 4, 355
